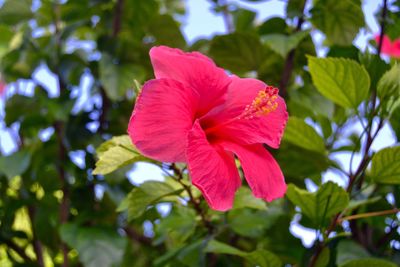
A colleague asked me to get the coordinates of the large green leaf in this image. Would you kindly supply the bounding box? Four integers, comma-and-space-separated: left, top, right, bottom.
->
370, 146, 400, 184
209, 32, 264, 73
262, 31, 309, 58
60, 223, 126, 267
310, 0, 364, 45
93, 135, 146, 175
308, 56, 370, 108
0, 0, 33, 25
117, 181, 183, 220
339, 258, 397, 267
286, 182, 349, 225
0, 150, 31, 180
283, 117, 325, 154
99, 54, 145, 101
205, 240, 281, 267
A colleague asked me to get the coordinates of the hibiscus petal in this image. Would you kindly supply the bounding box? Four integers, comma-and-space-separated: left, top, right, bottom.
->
187, 120, 241, 211
149, 46, 231, 116
201, 76, 288, 148
375, 34, 400, 58
222, 142, 287, 202
128, 78, 198, 162
389, 39, 400, 58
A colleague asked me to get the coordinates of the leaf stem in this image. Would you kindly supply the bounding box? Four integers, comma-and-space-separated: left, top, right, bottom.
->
338, 208, 399, 223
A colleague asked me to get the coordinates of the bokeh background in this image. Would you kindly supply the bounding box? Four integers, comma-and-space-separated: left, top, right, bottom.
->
0, 0, 399, 267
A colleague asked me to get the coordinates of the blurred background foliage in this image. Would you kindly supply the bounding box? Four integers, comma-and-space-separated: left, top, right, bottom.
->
0, 0, 399, 266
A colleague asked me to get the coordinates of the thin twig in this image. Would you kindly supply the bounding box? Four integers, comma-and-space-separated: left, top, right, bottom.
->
123, 226, 153, 246
278, 0, 307, 98
170, 164, 214, 234
112, 0, 123, 37
28, 206, 45, 267
218, 0, 234, 33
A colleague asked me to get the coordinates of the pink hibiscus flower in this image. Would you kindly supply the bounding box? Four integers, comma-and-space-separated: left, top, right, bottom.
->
0, 81, 6, 97
375, 34, 400, 58
128, 46, 288, 211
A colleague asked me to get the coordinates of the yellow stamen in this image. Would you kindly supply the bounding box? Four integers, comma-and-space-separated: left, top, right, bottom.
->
240, 86, 279, 119
204, 86, 280, 135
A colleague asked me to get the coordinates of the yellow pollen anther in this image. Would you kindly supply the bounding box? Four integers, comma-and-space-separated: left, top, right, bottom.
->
240, 85, 279, 119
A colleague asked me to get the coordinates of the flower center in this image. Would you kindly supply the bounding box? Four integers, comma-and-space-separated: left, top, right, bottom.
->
239, 86, 279, 119
204, 86, 279, 135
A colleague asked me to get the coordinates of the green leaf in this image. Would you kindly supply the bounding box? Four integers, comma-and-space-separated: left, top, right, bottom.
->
177, 240, 206, 267
96, 135, 134, 157
377, 64, 400, 101
370, 146, 400, 184
99, 54, 145, 101
310, 0, 364, 45
0, 150, 31, 180
339, 258, 397, 267
148, 14, 186, 48
390, 105, 400, 142
315, 247, 330, 267
205, 239, 244, 255
286, 0, 306, 18
0, 24, 13, 57
283, 117, 325, 154
0, 0, 33, 25
258, 17, 287, 35
117, 181, 183, 220
233, 187, 267, 210
336, 240, 370, 266
232, 8, 256, 32
93, 135, 145, 175
205, 240, 281, 267
262, 31, 309, 58
228, 209, 269, 237
286, 182, 349, 225
327, 45, 360, 61
157, 207, 196, 245
359, 51, 390, 90
275, 143, 330, 182
60, 223, 126, 267
308, 56, 370, 108
209, 32, 264, 73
